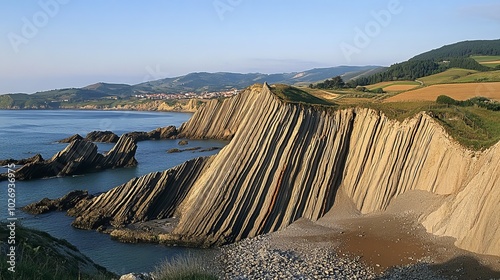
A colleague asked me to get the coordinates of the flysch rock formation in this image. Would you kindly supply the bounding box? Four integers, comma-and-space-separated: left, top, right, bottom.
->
69, 157, 209, 230
6, 135, 137, 181
23, 190, 92, 215
58, 131, 119, 143
84, 131, 120, 143
123, 125, 178, 142
58, 126, 178, 144
66, 83, 499, 256
0, 153, 44, 166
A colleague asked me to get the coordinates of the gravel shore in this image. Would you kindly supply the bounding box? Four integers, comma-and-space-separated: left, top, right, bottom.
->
218, 234, 375, 279
215, 233, 461, 280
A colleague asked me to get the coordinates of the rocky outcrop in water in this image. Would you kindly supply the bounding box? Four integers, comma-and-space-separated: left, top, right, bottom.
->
85, 131, 119, 143
64, 83, 499, 256
123, 126, 178, 142
6, 136, 137, 181
0, 154, 44, 166
58, 134, 84, 143
23, 190, 92, 215
58, 126, 178, 144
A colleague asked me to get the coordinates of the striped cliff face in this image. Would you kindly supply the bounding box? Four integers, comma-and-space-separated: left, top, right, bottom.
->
69, 83, 500, 256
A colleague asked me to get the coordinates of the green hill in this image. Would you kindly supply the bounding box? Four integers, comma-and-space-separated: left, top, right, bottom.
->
410, 39, 500, 61
351, 39, 500, 86
0, 66, 381, 109
133, 66, 380, 93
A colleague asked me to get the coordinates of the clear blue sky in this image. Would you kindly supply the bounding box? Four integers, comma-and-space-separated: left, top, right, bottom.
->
1, 0, 499, 93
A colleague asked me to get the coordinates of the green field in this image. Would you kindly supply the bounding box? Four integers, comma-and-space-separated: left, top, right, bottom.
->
472, 55, 500, 68
452, 70, 500, 83
366, 81, 420, 88
419, 68, 478, 85
418, 68, 500, 85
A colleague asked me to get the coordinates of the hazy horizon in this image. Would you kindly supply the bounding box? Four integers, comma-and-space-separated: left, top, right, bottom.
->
2, 0, 500, 93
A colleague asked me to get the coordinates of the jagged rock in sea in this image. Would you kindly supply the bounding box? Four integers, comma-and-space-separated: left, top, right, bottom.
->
0, 153, 44, 166
58, 134, 84, 143
147, 125, 178, 139
5, 135, 137, 181
69, 157, 209, 230
23, 190, 92, 215
124, 126, 178, 142
62, 83, 499, 256
85, 130, 119, 143
58, 126, 178, 144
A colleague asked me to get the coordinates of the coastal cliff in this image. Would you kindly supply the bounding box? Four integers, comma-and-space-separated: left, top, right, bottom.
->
68, 83, 499, 256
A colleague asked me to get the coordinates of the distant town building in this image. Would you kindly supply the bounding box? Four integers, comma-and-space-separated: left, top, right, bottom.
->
134, 89, 240, 100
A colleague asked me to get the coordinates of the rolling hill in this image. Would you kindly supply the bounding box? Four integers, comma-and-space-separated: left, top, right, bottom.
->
352, 39, 500, 86
0, 66, 380, 109
133, 66, 380, 93
410, 39, 500, 61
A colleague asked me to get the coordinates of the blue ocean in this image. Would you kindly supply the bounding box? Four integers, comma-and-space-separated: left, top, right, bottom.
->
0, 110, 226, 274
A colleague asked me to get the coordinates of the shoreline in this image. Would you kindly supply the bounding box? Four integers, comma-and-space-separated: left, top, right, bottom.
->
0, 107, 197, 113
0, 98, 204, 113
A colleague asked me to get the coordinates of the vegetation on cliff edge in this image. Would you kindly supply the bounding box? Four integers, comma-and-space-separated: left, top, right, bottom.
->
0, 223, 116, 280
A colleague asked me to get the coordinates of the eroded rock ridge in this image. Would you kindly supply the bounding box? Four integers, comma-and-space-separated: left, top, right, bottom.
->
7, 135, 137, 180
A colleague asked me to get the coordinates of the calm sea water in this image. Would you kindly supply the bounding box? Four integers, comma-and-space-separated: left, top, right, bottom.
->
0, 110, 226, 274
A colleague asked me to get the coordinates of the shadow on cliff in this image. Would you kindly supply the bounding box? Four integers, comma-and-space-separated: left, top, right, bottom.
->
379, 255, 500, 279
429, 255, 500, 280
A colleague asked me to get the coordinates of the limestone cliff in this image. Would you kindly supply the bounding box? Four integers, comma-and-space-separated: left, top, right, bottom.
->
68, 83, 499, 256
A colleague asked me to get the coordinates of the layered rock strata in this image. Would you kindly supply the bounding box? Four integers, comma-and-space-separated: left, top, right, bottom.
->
0, 154, 44, 166
58, 126, 178, 144
123, 126, 178, 142
58, 134, 84, 143
8, 135, 137, 181
66, 83, 499, 256
23, 190, 92, 215
69, 157, 209, 230
85, 131, 120, 143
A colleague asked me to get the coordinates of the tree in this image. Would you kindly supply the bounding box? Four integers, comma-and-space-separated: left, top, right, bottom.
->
312, 76, 345, 89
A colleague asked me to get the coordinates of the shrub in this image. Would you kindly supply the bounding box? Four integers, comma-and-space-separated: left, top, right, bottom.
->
151, 254, 220, 280
436, 95, 458, 105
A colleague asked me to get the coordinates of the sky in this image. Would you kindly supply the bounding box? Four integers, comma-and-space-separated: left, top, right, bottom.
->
1, 0, 499, 94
